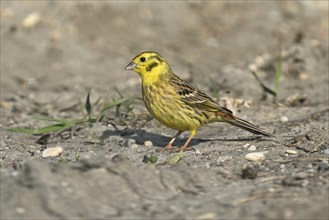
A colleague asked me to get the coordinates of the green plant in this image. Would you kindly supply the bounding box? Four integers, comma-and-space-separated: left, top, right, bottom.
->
274, 47, 283, 101
9, 89, 132, 142
250, 46, 283, 102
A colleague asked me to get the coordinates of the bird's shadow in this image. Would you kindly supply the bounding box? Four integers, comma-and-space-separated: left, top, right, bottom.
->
100, 128, 274, 148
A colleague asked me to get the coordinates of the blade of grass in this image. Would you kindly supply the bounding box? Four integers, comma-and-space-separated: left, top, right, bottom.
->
10, 123, 68, 134
93, 97, 102, 106
251, 70, 277, 97
32, 116, 68, 122
9, 119, 86, 135
124, 99, 134, 115
85, 89, 92, 119
274, 47, 282, 95
100, 98, 129, 113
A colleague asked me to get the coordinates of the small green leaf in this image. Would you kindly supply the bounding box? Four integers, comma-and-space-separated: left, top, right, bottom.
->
166, 150, 183, 165
149, 155, 158, 163
142, 155, 158, 163
74, 150, 80, 161
100, 98, 129, 113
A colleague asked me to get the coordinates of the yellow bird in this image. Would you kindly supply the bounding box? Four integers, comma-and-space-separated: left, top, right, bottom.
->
125, 51, 274, 151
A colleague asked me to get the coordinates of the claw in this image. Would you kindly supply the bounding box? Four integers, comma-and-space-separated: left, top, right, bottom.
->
156, 145, 193, 153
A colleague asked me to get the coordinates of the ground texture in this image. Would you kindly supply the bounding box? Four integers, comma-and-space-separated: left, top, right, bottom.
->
1, 2, 328, 219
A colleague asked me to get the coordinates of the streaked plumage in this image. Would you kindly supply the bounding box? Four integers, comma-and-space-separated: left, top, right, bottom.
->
125, 51, 274, 151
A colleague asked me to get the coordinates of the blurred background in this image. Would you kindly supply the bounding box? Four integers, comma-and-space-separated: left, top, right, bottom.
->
1, 1, 328, 103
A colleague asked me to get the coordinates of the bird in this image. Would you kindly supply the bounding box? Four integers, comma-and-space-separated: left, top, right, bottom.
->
125, 51, 274, 151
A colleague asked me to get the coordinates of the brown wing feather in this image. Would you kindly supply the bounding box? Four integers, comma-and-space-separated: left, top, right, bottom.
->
170, 76, 233, 115
169, 75, 274, 137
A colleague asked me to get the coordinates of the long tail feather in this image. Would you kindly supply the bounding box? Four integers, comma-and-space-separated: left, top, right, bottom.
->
227, 117, 274, 137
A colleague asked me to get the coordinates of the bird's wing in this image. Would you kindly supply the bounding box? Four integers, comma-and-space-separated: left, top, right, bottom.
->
170, 76, 233, 115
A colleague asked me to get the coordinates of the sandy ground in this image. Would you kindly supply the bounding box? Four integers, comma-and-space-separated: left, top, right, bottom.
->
1, 1, 328, 219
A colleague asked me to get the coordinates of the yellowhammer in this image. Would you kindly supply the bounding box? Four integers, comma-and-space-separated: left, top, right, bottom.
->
125, 51, 274, 151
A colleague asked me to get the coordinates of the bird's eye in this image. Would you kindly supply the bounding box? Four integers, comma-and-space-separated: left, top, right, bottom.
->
140, 57, 146, 62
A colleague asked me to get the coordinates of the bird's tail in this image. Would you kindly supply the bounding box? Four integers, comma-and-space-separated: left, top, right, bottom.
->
226, 116, 274, 137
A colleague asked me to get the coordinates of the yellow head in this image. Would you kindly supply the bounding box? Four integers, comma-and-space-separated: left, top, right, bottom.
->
125, 51, 171, 85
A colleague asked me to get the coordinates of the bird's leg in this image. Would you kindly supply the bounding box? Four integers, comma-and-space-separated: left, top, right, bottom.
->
165, 131, 182, 151
180, 130, 196, 151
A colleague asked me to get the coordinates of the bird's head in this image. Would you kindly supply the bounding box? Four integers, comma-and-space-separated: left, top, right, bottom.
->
125, 51, 171, 85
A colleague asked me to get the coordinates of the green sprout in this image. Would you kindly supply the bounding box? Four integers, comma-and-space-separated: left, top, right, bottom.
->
274, 47, 283, 100
9, 89, 132, 142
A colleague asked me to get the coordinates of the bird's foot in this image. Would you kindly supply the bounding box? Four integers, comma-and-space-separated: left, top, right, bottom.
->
156, 144, 193, 153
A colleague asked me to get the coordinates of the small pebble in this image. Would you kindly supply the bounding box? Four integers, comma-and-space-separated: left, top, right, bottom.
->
130, 144, 139, 149
144, 140, 153, 148
248, 64, 257, 72
295, 172, 309, 179
268, 187, 276, 193
109, 135, 123, 142
216, 155, 232, 164
206, 37, 219, 48
293, 135, 305, 143
121, 139, 136, 147
299, 72, 309, 81
196, 212, 216, 220
49, 30, 61, 44
27, 145, 39, 156
241, 166, 258, 179
194, 149, 201, 155
243, 143, 250, 148
248, 145, 257, 151
280, 116, 289, 123
16, 207, 25, 214
245, 152, 265, 162
285, 149, 298, 155
22, 12, 41, 29
42, 146, 63, 158
323, 148, 329, 155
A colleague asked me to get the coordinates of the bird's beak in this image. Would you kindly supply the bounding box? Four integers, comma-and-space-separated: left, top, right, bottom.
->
125, 62, 137, 70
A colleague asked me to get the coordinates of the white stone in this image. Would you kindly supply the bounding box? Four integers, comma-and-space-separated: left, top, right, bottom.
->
280, 116, 289, 123
122, 138, 136, 147
245, 152, 265, 161
196, 212, 216, 220
216, 155, 232, 164
42, 146, 63, 158
243, 143, 250, 148
194, 150, 201, 155
144, 140, 153, 148
22, 12, 41, 29
16, 207, 25, 214
323, 148, 329, 155
130, 144, 139, 149
248, 145, 257, 151
285, 149, 298, 155
299, 72, 309, 81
